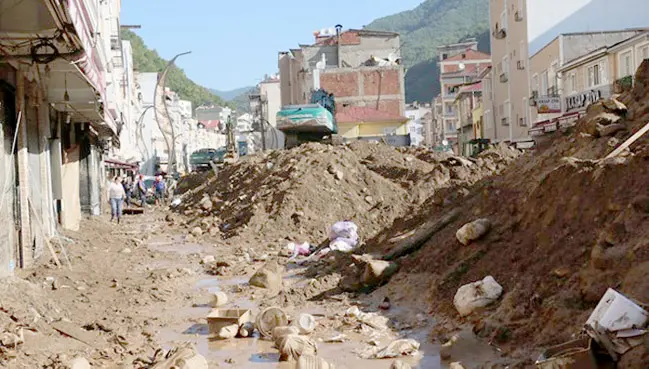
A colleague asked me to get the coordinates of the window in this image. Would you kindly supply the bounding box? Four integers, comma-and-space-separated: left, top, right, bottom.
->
567, 73, 576, 94
540, 71, 549, 94
502, 100, 511, 125
587, 62, 604, 87
620, 51, 633, 77
641, 45, 649, 61
532, 74, 539, 93
484, 109, 492, 129
446, 121, 455, 132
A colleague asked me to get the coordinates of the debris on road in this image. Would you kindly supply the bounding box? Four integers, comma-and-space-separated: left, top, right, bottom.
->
297, 354, 335, 369
455, 218, 491, 245
149, 343, 208, 369
257, 307, 289, 338
278, 334, 318, 362
390, 360, 412, 369
359, 338, 420, 359
249, 262, 283, 291
453, 276, 503, 317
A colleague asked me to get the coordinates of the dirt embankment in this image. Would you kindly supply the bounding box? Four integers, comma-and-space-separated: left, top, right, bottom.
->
360, 61, 649, 366
174, 141, 520, 249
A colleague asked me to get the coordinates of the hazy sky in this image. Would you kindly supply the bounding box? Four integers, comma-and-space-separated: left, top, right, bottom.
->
121, 0, 422, 91
528, 0, 592, 40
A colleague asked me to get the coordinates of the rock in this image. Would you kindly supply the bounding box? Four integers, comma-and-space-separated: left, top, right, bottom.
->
453, 276, 503, 317
217, 324, 238, 340
334, 171, 344, 181
345, 306, 360, 318
121, 248, 132, 254
249, 262, 283, 290
165, 214, 174, 222
391, 361, 411, 369
449, 363, 466, 369
278, 334, 318, 362
364, 196, 373, 204
361, 259, 398, 287
379, 297, 391, 310
199, 196, 213, 211
208, 226, 220, 236
297, 355, 335, 369
210, 291, 228, 307
456, 219, 491, 245
201, 255, 216, 264
594, 112, 622, 126
440, 335, 459, 360
359, 339, 420, 359
149, 344, 208, 369
238, 322, 255, 338
597, 123, 625, 137
67, 357, 90, 369
52, 279, 60, 290
191, 227, 203, 237
602, 97, 628, 113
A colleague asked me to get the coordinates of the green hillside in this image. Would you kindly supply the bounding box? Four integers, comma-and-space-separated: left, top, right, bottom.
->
121, 29, 226, 112
365, 0, 490, 102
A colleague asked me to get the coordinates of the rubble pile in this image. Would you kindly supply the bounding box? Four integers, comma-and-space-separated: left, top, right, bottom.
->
175, 141, 521, 246
363, 60, 649, 366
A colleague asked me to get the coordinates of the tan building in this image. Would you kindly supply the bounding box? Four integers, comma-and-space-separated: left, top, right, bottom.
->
489, 0, 530, 143
438, 41, 490, 151
454, 81, 483, 155
529, 30, 644, 125
259, 76, 281, 128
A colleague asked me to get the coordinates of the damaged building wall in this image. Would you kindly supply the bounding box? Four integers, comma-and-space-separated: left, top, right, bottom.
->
0, 69, 17, 277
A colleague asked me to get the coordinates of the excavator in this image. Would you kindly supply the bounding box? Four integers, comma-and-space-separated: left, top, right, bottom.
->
276, 89, 343, 148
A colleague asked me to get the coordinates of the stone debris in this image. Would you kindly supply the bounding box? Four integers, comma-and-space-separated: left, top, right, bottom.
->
66, 357, 90, 369
149, 343, 208, 369
278, 334, 318, 362
297, 354, 336, 369
390, 360, 412, 369
190, 227, 203, 237
249, 262, 283, 291
359, 338, 420, 359
210, 291, 228, 308
449, 362, 466, 369
216, 324, 239, 340
453, 276, 503, 317
456, 219, 491, 245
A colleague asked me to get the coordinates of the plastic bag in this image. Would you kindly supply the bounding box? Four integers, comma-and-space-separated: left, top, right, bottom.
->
329, 221, 358, 243
287, 242, 312, 259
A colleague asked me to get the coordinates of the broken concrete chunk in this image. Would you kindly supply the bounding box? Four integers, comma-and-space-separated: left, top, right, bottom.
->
597, 123, 625, 137
456, 219, 491, 245
602, 97, 628, 113
279, 334, 318, 362
297, 354, 335, 369
199, 195, 213, 211
359, 338, 420, 359
210, 291, 228, 308
449, 363, 466, 369
453, 276, 503, 317
391, 360, 412, 369
149, 344, 208, 369
249, 262, 283, 290
191, 227, 203, 237
361, 259, 399, 287
238, 322, 255, 338
201, 255, 215, 265
66, 357, 90, 369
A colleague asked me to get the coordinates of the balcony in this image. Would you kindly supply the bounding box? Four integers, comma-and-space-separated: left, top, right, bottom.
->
499, 73, 508, 83
515, 10, 524, 22
547, 86, 559, 97
493, 23, 507, 39
442, 93, 457, 101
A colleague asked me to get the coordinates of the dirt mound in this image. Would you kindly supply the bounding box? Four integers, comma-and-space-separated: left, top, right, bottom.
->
361, 60, 649, 363
174, 141, 519, 247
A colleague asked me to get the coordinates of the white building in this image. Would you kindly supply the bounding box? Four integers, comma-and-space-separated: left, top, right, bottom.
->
259, 76, 281, 127
405, 102, 431, 146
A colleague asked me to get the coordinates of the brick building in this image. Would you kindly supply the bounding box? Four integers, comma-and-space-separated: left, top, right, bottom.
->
278, 28, 408, 144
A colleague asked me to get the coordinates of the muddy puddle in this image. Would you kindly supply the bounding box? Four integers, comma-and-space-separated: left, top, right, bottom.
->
147, 238, 442, 368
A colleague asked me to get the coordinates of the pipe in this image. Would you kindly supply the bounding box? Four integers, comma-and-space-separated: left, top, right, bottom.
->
335, 24, 343, 68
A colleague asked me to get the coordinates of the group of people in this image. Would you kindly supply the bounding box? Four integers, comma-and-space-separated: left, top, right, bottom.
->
108, 174, 167, 223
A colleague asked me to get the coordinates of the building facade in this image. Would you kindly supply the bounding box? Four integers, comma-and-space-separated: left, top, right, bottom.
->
489, 0, 530, 143
259, 76, 281, 127
405, 102, 431, 146
278, 28, 408, 145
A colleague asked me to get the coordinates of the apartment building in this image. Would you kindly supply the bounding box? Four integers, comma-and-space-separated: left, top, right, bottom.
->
489, 0, 530, 143
454, 82, 483, 155
259, 76, 281, 127
529, 30, 644, 125
278, 28, 408, 145
424, 96, 443, 148
438, 40, 490, 151
405, 102, 431, 146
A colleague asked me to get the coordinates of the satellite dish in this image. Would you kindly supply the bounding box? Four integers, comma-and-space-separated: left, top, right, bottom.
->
458, 63, 466, 70
442, 139, 449, 146
320, 28, 327, 36
388, 53, 398, 63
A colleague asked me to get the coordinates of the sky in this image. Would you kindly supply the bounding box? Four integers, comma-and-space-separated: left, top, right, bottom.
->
121, 0, 423, 92
527, 0, 592, 40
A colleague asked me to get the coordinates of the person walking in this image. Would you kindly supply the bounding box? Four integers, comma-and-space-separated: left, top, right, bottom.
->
123, 175, 132, 207
108, 176, 126, 224
137, 174, 147, 207
153, 175, 166, 206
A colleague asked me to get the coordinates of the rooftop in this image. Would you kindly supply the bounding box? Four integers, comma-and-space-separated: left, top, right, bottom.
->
335, 106, 408, 124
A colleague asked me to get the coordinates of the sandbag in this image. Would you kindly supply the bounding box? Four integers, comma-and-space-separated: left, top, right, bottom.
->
279, 334, 318, 362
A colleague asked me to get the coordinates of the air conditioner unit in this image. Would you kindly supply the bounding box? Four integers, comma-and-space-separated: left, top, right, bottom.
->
528, 98, 537, 107
499, 73, 508, 83
515, 10, 524, 22
492, 23, 507, 39
517, 60, 525, 70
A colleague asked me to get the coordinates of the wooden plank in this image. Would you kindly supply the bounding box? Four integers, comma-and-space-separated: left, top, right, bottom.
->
383, 209, 461, 261
27, 199, 61, 268
605, 120, 649, 159
51, 320, 106, 349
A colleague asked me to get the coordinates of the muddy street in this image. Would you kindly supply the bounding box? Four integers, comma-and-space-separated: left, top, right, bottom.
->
3, 208, 498, 368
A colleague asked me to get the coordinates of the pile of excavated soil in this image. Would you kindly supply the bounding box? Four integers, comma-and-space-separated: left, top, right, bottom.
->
174, 141, 521, 249
364, 60, 649, 366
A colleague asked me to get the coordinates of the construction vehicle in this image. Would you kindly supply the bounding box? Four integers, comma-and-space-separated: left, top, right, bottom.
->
189, 148, 227, 172
276, 89, 342, 148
